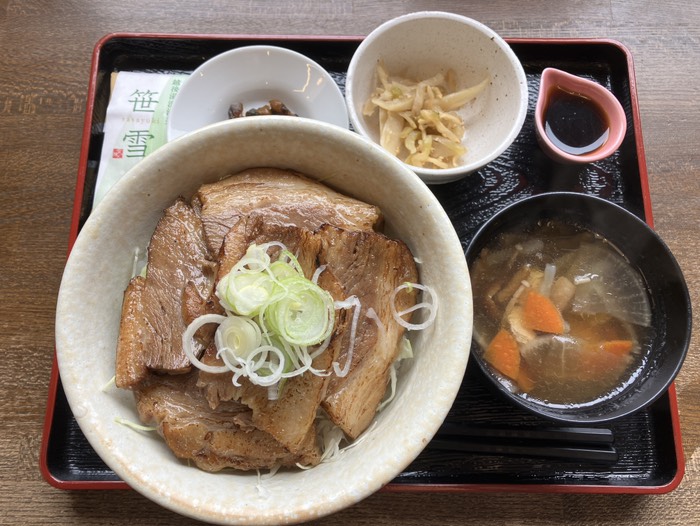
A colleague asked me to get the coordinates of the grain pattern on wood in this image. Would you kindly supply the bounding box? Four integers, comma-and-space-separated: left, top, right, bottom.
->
1, 1, 699, 525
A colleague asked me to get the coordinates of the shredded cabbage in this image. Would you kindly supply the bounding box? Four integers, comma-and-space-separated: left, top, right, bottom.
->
378, 337, 414, 412
100, 375, 116, 392
115, 416, 157, 432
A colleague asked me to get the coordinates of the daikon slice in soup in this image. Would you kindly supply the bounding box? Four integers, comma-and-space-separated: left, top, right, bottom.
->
470, 219, 653, 406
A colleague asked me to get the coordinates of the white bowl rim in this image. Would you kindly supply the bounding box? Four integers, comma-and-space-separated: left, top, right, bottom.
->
346, 11, 529, 181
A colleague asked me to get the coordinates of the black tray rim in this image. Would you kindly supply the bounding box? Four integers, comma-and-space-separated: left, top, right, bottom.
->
40, 32, 686, 494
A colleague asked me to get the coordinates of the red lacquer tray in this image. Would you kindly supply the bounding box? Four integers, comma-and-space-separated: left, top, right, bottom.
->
41, 33, 685, 493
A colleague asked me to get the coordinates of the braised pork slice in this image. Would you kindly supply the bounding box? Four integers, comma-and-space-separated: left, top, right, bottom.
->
115, 198, 219, 389
197, 216, 345, 454
197, 337, 338, 457
318, 225, 419, 439
191, 168, 383, 254
214, 215, 322, 281
135, 374, 320, 472
115, 276, 148, 388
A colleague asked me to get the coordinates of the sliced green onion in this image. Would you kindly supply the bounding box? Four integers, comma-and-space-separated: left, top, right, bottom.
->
182, 313, 229, 374
215, 315, 262, 360
185, 245, 435, 400
243, 345, 286, 386
365, 307, 386, 341
233, 243, 275, 272
390, 282, 438, 331
187, 241, 336, 389
218, 271, 280, 316
311, 264, 327, 284
266, 276, 335, 346
270, 259, 300, 280
276, 249, 305, 276
333, 296, 361, 377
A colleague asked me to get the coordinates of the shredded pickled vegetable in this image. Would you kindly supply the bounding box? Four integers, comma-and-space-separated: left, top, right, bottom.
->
363, 61, 489, 169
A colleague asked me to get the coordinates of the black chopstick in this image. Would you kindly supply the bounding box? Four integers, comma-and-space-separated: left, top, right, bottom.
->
428, 438, 618, 463
437, 423, 614, 445
430, 424, 617, 463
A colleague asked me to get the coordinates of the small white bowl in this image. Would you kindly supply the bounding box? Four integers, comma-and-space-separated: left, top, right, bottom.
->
167, 46, 349, 140
56, 117, 472, 524
346, 12, 528, 184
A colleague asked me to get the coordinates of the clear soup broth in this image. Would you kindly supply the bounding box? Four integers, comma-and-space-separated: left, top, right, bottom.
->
471, 219, 653, 407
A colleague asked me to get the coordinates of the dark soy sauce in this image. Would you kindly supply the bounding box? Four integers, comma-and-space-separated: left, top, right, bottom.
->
544, 86, 610, 156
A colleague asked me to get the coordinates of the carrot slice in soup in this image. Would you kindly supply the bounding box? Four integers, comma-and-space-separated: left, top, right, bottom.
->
522, 290, 565, 334
484, 329, 520, 380
578, 345, 628, 381
601, 339, 634, 356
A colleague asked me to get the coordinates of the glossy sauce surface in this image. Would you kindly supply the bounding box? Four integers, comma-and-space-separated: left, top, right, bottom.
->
544, 86, 610, 156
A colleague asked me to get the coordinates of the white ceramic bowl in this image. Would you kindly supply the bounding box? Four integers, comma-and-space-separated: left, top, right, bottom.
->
167, 46, 349, 140
346, 11, 529, 184
55, 117, 472, 525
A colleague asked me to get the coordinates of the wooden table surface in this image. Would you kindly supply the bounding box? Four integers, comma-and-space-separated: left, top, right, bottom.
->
2, 1, 699, 524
